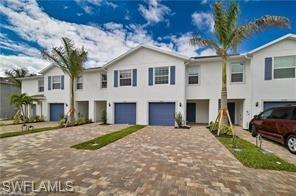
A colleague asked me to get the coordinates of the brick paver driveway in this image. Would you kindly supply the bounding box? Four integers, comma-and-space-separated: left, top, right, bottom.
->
1, 124, 296, 195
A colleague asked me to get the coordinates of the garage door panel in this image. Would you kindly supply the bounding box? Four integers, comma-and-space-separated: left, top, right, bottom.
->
115, 103, 136, 124
50, 103, 64, 121
149, 103, 175, 126
263, 101, 296, 110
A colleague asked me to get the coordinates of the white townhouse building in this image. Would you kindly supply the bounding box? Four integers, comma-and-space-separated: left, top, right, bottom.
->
20, 34, 296, 129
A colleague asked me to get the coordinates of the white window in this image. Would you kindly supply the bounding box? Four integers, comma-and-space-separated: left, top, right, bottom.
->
52, 76, 61, 89
38, 79, 44, 92
119, 70, 132, 86
101, 74, 107, 88
188, 66, 199, 84
231, 63, 244, 82
154, 67, 169, 84
274, 55, 296, 79
76, 76, 83, 90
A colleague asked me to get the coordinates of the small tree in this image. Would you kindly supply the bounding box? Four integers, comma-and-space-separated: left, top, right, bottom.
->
42, 37, 88, 125
175, 112, 185, 128
10, 93, 33, 123
101, 110, 107, 124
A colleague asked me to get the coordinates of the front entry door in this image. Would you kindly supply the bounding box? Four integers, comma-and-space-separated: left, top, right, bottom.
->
186, 103, 196, 123
227, 102, 235, 124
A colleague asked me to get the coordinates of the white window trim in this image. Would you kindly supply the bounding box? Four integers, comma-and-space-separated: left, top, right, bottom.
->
76, 76, 83, 90
230, 63, 245, 84
119, 69, 132, 87
187, 66, 200, 86
101, 73, 107, 89
52, 75, 61, 90
153, 66, 170, 85
272, 55, 296, 80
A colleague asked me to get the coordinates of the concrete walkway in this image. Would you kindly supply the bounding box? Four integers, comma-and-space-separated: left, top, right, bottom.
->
0, 124, 295, 195
235, 127, 296, 165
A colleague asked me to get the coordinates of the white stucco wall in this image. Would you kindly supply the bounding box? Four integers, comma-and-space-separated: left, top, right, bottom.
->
19, 36, 296, 128
249, 39, 296, 122
105, 47, 186, 125
21, 78, 41, 96
186, 57, 251, 128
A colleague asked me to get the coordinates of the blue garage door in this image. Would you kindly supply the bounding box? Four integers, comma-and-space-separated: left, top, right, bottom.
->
50, 103, 64, 121
263, 101, 296, 110
115, 103, 136, 124
149, 103, 175, 126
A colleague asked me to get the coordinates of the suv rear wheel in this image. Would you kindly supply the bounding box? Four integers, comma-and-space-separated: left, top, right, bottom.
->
251, 124, 257, 137
286, 135, 296, 154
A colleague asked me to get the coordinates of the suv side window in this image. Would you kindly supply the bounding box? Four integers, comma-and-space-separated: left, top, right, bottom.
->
260, 109, 273, 119
270, 108, 291, 120
291, 109, 296, 120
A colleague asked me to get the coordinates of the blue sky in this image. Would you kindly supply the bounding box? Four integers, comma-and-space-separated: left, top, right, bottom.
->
0, 0, 295, 75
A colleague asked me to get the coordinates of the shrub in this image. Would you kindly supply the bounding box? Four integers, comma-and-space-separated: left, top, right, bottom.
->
59, 117, 66, 127
209, 121, 233, 136
175, 112, 185, 128
101, 110, 107, 124
76, 116, 91, 126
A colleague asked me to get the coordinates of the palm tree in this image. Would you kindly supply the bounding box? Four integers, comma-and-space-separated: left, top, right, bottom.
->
42, 37, 88, 125
190, 1, 290, 135
10, 93, 33, 122
5, 68, 28, 87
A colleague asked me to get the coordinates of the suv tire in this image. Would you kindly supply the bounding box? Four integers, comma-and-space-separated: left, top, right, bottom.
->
286, 135, 296, 154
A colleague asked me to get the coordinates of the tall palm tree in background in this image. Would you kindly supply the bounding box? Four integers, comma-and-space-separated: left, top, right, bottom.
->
190, 1, 290, 135
42, 37, 88, 125
5, 68, 28, 87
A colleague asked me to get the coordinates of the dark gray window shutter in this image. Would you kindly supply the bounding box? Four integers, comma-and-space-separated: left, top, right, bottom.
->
132, 69, 137, 86
48, 76, 51, 90
61, 75, 64, 89
170, 66, 176, 85
148, 67, 153, 86
265, 57, 272, 80
114, 70, 118, 87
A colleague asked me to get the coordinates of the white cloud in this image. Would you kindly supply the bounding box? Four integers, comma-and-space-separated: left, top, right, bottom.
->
199, 48, 216, 56
138, 0, 172, 24
201, 0, 209, 5
0, 0, 202, 76
75, 0, 117, 14
192, 12, 214, 32
0, 55, 48, 76
170, 33, 197, 57
0, 33, 40, 57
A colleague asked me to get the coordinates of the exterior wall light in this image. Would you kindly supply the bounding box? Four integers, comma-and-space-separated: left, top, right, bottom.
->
108, 102, 111, 107
255, 102, 259, 107
179, 102, 182, 107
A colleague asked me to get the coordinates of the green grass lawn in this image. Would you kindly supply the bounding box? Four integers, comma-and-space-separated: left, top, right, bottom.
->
0, 126, 61, 138
218, 136, 296, 172
71, 125, 146, 150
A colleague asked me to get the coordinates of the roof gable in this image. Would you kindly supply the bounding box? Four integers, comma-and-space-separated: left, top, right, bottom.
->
102, 44, 189, 69
247, 33, 296, 55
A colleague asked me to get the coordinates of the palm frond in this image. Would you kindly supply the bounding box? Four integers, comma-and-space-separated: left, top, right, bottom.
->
4, 68, 28, 87
229, 15, 290, 51
190, 36, 219, 51
213, 1, 227, 47
226, 1, 239, 39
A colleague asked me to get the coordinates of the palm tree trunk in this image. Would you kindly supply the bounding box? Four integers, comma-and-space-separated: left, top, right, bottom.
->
220, 56, 228, 125
69, 77, 75, 124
